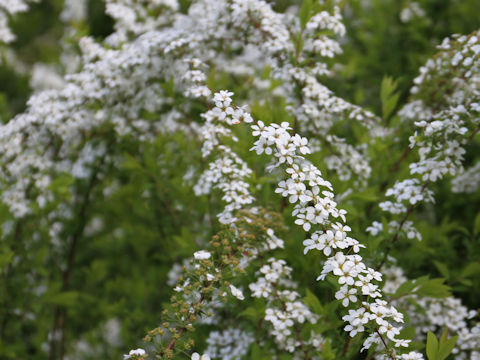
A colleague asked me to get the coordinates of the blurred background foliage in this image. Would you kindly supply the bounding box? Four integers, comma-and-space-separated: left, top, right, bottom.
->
0, 0, 113, 119
0, 1, 479, 359
4, 0, 480, 120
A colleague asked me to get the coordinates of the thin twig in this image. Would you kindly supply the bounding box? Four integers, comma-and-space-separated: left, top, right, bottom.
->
375, 329, 396, 360
375, 182, 428, 271
49, 143, 112, 360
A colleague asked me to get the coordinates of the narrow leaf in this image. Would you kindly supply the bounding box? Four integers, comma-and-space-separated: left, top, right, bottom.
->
433, 261, 450, 279
474, 212, 480, 235
461, 262, 480, 278
426, 332, 439, 360
438, 336, 458, 360
299, 0, 313, 29
439, 328, 449, 346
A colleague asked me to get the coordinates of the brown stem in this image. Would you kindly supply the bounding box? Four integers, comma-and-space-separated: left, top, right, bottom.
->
469, 125, 480, 141
384, 146, 412, 191
0, 222, 22, 341
156, 228, 253, 357
375, 330, 396, 360
341, 336, 352, 357
49, 147, 110, 360
165, 293, 206, 353
375, 182, 428, 271
366, 144, 412, 218
0, 180, 33, 342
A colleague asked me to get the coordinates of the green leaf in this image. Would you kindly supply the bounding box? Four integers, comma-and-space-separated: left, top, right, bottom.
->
161, 76, 175, 97
320, 340, 336, 360
303, 289, 323, 314
43, 291, 79, 307
48, 173, 74, 198
439, 328, 448, 346
348, 187, 379, 201
459, 278, 473, 286
437, 335, 458, 360
415, 278, 451, 298
121, 153, 144, 171
299, 0, 313, 29
439, 328, 449, 346
426, 332, 439, 360
0, 248, 13, 268
368, 234, 384, 253
391, 279, 417, 298
433, 261, 450, 279
240, 307, 258, 320
398, 326, 416, 340
240, 300, 265, 320
474, 212, 480, 235
380, 76, 400, 120
250, 344, 261, 360
250, 343, 272, 360
461, 262, 480, 278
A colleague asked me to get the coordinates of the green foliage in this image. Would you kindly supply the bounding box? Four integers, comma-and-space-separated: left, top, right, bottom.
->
426, 330, 458, 360
299, 0, 313, 30
389, 276, 451, 299
380, 76, 400, 122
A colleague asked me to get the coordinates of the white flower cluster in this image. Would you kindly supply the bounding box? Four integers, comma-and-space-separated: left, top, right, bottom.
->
105, 0, 179, 46
0, 0, 38, 43
229, 0, 292, 59
224, 2, 378, 188
249, 258, 320, 354
248, 118, 419, 357
194, 91, 255, 224
324, 135, 372, 183
193, 93, 325, 356
60, 0, 87, 23
191, 353, 211, 360
29, 63, 66, 92
306, 7, 346, 37
366, 220, 422, 242
399, 2, 426, 23
183, 58, 212, 99
401, 32, 480, 183
3, 0, 476, 358
191, 91, 325, 356
0, 0, 363, 228
178, 96, 296, 340
123, 348, 146, 360
303, 7, 345, 57
284, 68, 377, 185
289, 67, 379, 130
409, 104, 470, 182
373, 32, 480, 255
383, 266, 480, 359
451, 161, 480, 193
380, 179, 434, 215
204, 328, 253, 360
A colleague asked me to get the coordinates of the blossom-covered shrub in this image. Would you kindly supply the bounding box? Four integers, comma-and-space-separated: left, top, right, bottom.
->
0, 1, 479, 360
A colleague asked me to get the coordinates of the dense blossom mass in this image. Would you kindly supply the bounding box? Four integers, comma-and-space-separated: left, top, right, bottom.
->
0, 0, 478, 360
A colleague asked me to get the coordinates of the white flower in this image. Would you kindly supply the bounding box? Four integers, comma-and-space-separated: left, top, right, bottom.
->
194, 250, 211, 260
251, 121, 266, 137
401, 351, 424, 359
124, 349, 146, 359
368, 304, 389, 326
191, 353, 211, 360
379, 321, 400, 340
229, 284, 245, 300
335, 285, 357, 307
